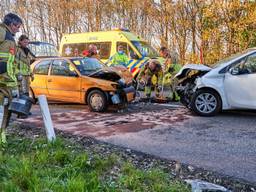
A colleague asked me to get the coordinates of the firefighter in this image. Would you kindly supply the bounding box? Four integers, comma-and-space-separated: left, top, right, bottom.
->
0, 13, 23, 144
109, 45, 129, 66
159, 46, 181, 101
137, 59, 163, 100
16, 35, 35, 96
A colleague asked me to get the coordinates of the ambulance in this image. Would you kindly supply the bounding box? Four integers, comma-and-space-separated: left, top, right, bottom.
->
59, 29, 160, 78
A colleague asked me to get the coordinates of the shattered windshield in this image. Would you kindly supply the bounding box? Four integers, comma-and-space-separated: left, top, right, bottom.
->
131, 41, 159, 58
71, 57, 105, 76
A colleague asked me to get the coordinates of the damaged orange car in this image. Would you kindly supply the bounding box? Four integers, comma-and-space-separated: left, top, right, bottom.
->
30, 57, 135, 112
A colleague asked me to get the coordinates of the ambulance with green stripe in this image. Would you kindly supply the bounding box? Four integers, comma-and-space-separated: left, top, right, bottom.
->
59, 29, 160, 78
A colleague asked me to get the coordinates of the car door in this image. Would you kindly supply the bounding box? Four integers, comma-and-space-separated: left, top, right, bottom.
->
31, 60, 51, 96
224, 53, 256, 109
47, 59, 81, 102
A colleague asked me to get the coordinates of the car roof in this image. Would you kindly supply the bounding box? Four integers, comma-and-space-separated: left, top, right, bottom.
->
212, 48, 256, 71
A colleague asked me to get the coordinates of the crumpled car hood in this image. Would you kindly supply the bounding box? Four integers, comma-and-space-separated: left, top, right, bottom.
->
89, 68, 121, 82
109, 66, 133, 84
175, 64, 212, 79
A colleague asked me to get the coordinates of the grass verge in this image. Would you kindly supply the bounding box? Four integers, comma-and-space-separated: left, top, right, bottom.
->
0, 135, 190, 192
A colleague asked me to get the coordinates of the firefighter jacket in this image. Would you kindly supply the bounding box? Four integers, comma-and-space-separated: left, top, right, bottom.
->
0, 23, 17, 87
16, 46, 34, 76
163, 55, 181, 74
165, 63, 182, 75
162, 55, 181, 84
137, 62, 163, 86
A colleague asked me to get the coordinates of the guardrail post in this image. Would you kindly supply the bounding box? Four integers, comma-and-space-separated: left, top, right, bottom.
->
38, 95, 56, 142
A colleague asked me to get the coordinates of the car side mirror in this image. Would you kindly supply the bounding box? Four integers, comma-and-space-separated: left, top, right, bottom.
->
229, 67, 240, 75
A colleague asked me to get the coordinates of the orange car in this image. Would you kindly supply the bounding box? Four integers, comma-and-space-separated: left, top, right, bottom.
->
30, 57, 135, 112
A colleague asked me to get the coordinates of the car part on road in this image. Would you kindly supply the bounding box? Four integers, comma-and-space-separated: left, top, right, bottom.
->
185, 179, 231, 192
87, 90, 108, 112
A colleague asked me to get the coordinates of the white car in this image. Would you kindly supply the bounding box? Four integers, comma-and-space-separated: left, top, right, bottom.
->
175, 48, 256, 116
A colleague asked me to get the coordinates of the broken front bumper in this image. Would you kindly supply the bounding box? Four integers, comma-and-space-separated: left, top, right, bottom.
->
110, 86, 135, 105
123, 86, 136, 102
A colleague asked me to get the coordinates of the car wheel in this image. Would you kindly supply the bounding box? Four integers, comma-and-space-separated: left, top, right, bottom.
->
87, 90, 108, 112
191, 89, 221, 116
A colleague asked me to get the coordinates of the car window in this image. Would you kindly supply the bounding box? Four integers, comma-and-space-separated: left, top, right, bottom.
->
219, 57, 246, 74
131, 41, 159, 58
34, 60, 51, 75
241, 53, 256, 74
71, 57, 105, 76
116, 42, 136, 59
116, 42, 129, 55
62, 42, 111, 59
213, 49, 254, 69
51, 60, 77, 76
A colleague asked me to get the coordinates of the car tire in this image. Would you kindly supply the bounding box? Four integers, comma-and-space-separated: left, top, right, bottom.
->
87, 90, 108, 112
190, 89, 221, 116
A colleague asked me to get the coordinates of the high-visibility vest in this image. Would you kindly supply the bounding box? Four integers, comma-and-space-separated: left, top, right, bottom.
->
0, 52, 17, 87
109, 52, 129, 66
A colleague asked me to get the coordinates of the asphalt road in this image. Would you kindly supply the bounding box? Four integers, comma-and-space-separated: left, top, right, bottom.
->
17, 102, 256, 184
102, 109, 256, 183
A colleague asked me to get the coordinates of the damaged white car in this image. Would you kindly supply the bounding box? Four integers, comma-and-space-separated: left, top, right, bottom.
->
175, 48, 256, 116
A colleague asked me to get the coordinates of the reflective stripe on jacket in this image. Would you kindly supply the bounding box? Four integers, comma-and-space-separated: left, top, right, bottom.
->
0, 23, 17, 87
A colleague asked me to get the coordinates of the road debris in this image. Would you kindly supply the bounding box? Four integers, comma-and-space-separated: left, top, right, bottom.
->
186, 179, 231, 192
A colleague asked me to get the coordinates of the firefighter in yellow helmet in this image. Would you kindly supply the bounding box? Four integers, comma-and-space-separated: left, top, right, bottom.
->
137, 59, 163, 100
0, 13, 23, 144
